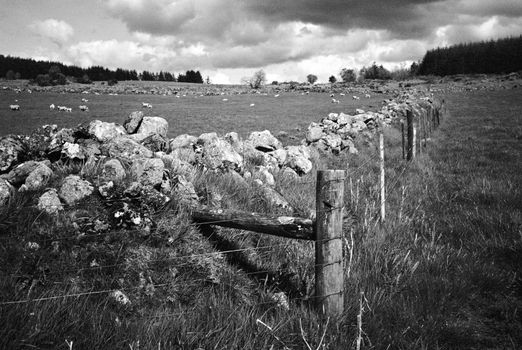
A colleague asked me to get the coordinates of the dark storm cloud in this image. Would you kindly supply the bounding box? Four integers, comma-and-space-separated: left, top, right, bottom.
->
244, 0, 445, 38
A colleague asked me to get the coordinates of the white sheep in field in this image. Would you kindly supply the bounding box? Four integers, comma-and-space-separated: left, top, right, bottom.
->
79, 105, 89, 111
331, 98, 340, 104
250, 103, 255, 107
57, 106, 67, 111
340, 93, 345, 96
330, 93, 335, 97
365, 93, 371, 98
222, 98, 228, 102
142, 102, 152, 108
352, 95, 360, 100
274, 94, 280, 97
81, 98, 89, 103
49, 104, 55, 110
65, 107, 72, 112
10, 104, 20, 110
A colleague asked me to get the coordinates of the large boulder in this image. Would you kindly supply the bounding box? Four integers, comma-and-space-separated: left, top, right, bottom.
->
196, 136, 243, 171
21, 163, 53, 191
101, 159, 126, 183
170, 134, 197, 150
0, 136, 25, 173
123, 111, 144, 134
59, 175, 94, 205
37, 189, 63, 214
284, 145, 313, 175
140, 133, 170, 153
88, 120, 126, 142
322, 133, 342, 151
103, 136, 153, 160
131, 158, 165, 187
247, 130, 282, 152
133, 117, 168, 141
306, 124, 323, 143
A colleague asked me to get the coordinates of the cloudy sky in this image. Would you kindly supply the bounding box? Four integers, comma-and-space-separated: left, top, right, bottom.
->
1, 0, 521, 83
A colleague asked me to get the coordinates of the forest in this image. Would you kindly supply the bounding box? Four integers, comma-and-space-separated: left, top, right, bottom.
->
0, 54, 204, 84
418, 35, 522, 76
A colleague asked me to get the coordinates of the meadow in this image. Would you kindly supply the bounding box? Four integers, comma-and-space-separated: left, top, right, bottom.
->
1, 84, 521, 349
0, 85, 388, 140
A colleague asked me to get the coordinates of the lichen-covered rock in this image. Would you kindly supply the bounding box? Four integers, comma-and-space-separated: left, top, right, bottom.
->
170, 134, 197, 150
0, 160, 51, 187
247, 130, 282, 152
268, 149, 287, 166
254, 166, 275, 187
196, 135, 243, 171
134, 117, 168, 140
25, 125, 59, 159
0, 179, 13, 205
37, 189, 63, 214
322, 134, 342, 151
102, 159, 126, 183
140, 133, 170, 152
284, 145, 313, 175
0, 135, 25, 173
123, 111, 144, 134
131, 158, 165, 187
103, 136, 153, 160
173, 175, 199, 206
59, 175, 94, 205
88, 120, 126, 142
306, 124, 323, 143
61, 142, 82, 159
21, 163, 53, 191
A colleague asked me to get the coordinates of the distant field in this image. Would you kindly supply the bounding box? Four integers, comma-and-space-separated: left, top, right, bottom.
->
0, 88, 389, 139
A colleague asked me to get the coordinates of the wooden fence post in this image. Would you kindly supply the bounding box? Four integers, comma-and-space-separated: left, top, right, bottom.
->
406, 110, 413, 161
401, 119, 405, 160
379, 133, 385, 223
413, 126, 417, 158
316, 170, 345, 317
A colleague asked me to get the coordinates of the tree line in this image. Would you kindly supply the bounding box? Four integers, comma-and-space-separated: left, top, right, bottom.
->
0, 54, 204, 84
418, 35, 522, 76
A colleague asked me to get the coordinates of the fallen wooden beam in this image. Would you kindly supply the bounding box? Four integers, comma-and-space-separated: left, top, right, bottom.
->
191, 206, 315, 240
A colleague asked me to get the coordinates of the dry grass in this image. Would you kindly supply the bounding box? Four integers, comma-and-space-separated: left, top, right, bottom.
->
1, 88, 521, 349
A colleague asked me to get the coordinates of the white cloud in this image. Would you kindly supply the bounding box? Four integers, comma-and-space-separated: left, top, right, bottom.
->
29, 19, 74, 46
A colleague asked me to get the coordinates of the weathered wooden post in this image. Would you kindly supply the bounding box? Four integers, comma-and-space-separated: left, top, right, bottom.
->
406, 109, 414, 161
379, 133, 385, 223
401, 119, 405, 160
316, 170, 345, 317
413, 126, 417, 157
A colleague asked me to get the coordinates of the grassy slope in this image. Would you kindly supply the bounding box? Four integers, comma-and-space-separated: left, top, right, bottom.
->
0, 88, 521, 349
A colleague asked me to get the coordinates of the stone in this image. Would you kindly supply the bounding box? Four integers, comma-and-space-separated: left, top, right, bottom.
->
48, 128, 75, 154
337, 113, 350, 126
61, 142, 82, 159
37, 189, 63, 214
0, 136, 24, 172
247, 130, 282, 152
224, 132, 241, 150
322, 133, 342, 151
21, 163, 53, 191
306, 124, 323, 143
0, 179, 13, 205
102, 159, 126, 183
134, 117, 168, 140
327, 113, 339, 122
103, 136, 153, 160
254, 166, 275, 187
197, 132, 219, 145
355, 108, 365, 114
173, 175, 199, 207
59, 175, 94, 205
268, 149, 287, 166
352, 120, 368, 132
98, 181, 115, 198
284, 145, 313, 175
140, 133, 170, 152
131, 158, 165, 187
170, 134, 197, 150
196, 137, 243, 171
88, 120, 126, 142
123, 111, 144, 134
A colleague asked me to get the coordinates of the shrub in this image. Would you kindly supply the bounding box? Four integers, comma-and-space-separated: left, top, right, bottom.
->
35, 74, 51, 86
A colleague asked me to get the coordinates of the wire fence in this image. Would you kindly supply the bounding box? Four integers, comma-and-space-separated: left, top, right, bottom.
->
0, 105, 442, 321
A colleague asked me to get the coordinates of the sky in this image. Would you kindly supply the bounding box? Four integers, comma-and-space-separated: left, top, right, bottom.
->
0, 0, 521, 84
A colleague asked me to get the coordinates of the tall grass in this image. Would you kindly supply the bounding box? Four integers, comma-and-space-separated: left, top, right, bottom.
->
1, 89, 521, 349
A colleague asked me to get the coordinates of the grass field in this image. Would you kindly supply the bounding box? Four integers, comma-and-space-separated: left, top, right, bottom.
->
0, 87, 388, 140
0, 86, 521, 349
